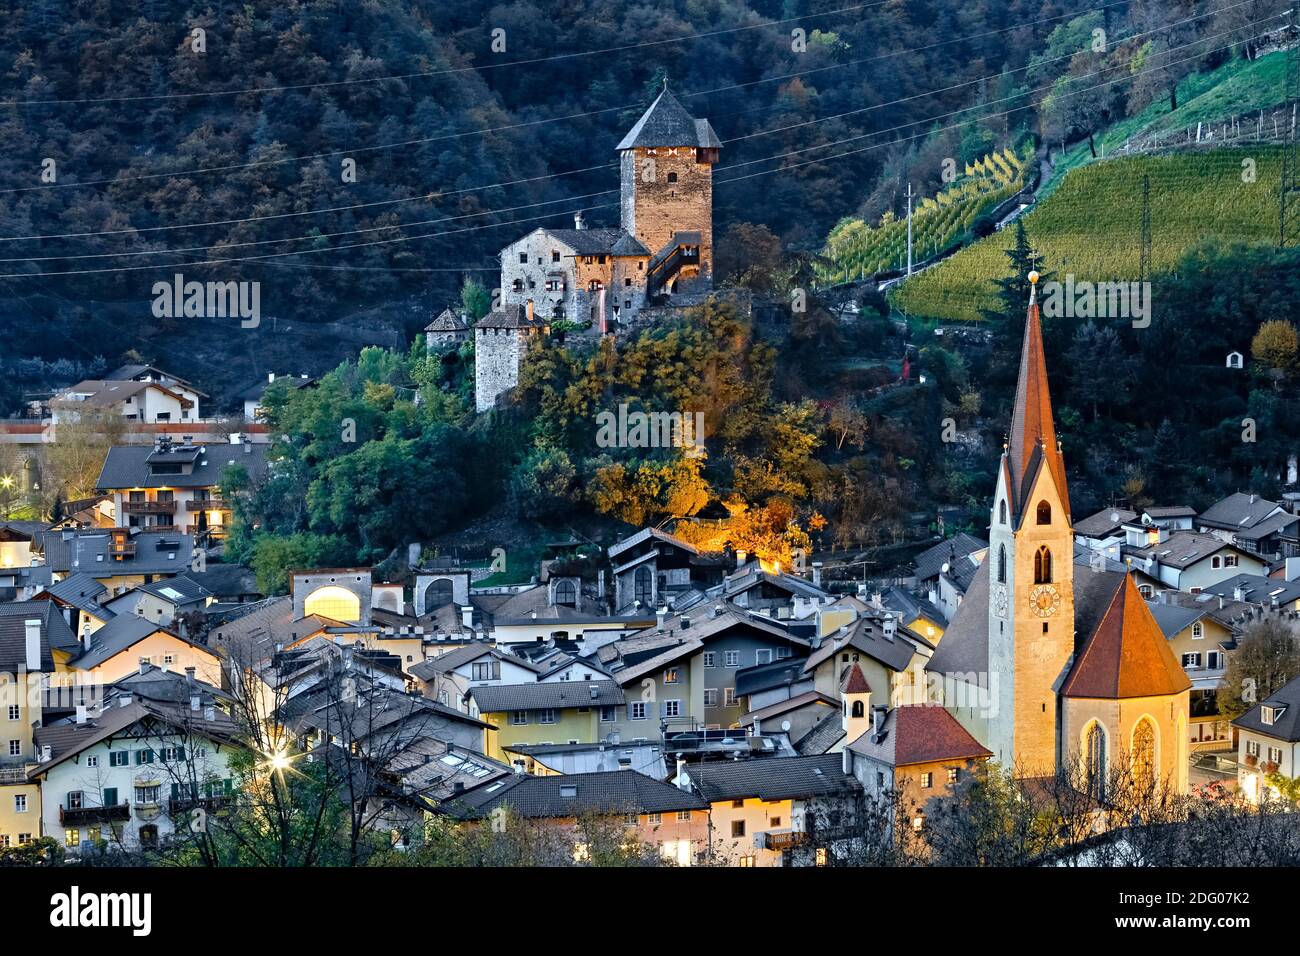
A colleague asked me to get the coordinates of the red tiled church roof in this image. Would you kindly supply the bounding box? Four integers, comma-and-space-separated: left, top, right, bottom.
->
1061, 573, 1192, 699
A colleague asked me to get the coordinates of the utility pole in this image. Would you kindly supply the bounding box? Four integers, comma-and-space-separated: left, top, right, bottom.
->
906, 182, 914, 277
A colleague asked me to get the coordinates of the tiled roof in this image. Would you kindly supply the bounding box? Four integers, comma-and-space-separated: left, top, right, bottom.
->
1073, 508, 1138, 538
69, 615, 212, 671
1198, 492, 1282, 530
912, 533, 988, 582
42, 529, 195, 576
1232, 676, 1300, 742
684, 754, 859, 803
925, 561, 990, 678
469, 680, 624, 713
1061, 574, 1192, 699
96, 441, 267, 490
1201, 573, 1300, 607
615, 86, 722, 150
447, 769, 707, 819
424, 308, 469, 332
475, 303, 548, 330
42, 572, 110, 616
794, 710, 846, 755
544, 228, 650, 257
841, 662, 872, 694
848, 705, 993, 767
0, 600, 76, 671
1131, 531, 1239, 570
740, 690, 837, 727
1007, 291, 1069, 522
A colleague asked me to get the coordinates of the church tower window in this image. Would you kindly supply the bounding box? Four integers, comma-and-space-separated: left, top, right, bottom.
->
997, 545, 1007, 584
1085, 721, 1107, 800
999, 500, 1007, 525
1036, 501, 1051, 525
1034, 546, 1052, 584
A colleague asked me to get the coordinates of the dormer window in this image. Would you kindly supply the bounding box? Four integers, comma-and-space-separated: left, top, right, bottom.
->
1262, 705, 1286, 726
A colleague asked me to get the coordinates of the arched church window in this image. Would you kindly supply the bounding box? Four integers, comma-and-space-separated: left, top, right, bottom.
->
424, 579, 454, 610
1034, 546, 1052, 584
1085, 721, 1107, 801
997, 545, 1007, 584
1132, 717, 1157, 793
633, 566, 653, 607
999, 500, 1007, 525
851, 700, 865, 718
1037, 500, 1052, 525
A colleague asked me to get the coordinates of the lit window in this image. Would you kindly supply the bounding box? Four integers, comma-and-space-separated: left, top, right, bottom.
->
920, 772, 933, 788
64, 829, 80, 847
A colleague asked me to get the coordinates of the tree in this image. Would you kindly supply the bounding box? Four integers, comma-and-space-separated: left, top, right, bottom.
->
45, 408, 126, 502
1221, 617, 1300, 719
1251, 319, 1298, 379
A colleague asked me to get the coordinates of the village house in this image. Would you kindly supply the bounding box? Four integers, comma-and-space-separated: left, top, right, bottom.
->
1198, 492, 1300, 560
29, 680, 240, 853
469, 680, 627, 762
1232, 676, 1300, 804
1146, 596, 1243, 751
1126, 530, 1267, 594
424, 308, 471, 348
607, 526, 725, 615
236, 373, 314, 423
673, 753, 861, 866
41, 528, 195, 595
96, 435, 267, 539
445, 769, 710, 866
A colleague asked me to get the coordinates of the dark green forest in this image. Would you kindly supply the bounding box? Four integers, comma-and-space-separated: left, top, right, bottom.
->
1, 0, 1244, 397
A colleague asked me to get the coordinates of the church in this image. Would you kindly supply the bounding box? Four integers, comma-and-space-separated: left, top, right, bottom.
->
475, 82, 720, 412
927, 272, 1191, 796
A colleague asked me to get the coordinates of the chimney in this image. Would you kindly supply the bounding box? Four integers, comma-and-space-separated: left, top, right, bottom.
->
812, 562, 823, 587
203, 703, 215, 721
185, 666, 196, 683
190, 692, 201, 712
267, 372, 276, 384
675, 756, 689, 790
1219, 596, 1225, 610
657, 607, 667, 631
526, 299, 535, 324
882, 613, 897, 640
736, 550, 747, 567
589, 684, 599, 701
574, 211, 587, 231
139, 658, 149, 676
461, 605, 474, 628
24, 619, 41, 672
40, 744, 52, 763
75, 704, 88, 724
872, 707, 885, 736
118, 693, 132, 708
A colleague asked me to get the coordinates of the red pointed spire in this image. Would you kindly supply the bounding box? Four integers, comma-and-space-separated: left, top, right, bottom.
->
1008, 272, 1069, 518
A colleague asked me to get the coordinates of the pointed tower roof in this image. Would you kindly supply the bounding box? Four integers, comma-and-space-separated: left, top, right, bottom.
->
1060, 573, 1192, 699
840, 662, 872, 695
616, 82, 722, 151
1007, 274, 1069, 519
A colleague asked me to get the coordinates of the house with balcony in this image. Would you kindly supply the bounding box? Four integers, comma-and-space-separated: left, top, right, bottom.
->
29, 685, 240, 854
0, 603, 76, 851
95, 435, 266, 540
50, 378, 199, 425
41, 527, 196, 594
673, 753, 861, 866
105, 364, 207, 419
1125, 531, 1267, 594
1232, 676, 1300, 804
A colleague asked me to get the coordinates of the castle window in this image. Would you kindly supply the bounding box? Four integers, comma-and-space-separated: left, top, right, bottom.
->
997, 545, 1006, 584
512, 279, 523, 292
1034, 546, 1052, 584
624, 277, 633, 287
584, 256, 594, 265
519, 252, 527, 264
588, 280, 603, 292
667, 172, 678, 183
598, 255, 607, 265
1036, 501, 1051, 525
552, 251, 561, 263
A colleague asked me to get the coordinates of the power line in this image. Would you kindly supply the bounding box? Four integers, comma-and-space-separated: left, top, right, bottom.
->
0, 1, 1253, 257
0, 1, 893, 107
0, 0, 1134, 199
0, 20, 1277, 279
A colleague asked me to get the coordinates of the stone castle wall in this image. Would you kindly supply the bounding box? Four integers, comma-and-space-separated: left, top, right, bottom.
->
620, 147, 713, 281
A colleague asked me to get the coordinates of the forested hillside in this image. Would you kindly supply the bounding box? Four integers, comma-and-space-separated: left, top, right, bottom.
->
0, 0, 1077, 402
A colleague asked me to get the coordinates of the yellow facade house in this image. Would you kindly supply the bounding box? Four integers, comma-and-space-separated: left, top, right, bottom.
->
469, 680, 626, 763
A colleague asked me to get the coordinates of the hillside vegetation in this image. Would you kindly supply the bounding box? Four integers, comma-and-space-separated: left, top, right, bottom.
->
893, 146, 1284, 323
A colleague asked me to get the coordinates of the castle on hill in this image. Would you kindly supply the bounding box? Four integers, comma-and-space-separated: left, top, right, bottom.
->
474, 82, 721, 413
927, 274, 1192, 797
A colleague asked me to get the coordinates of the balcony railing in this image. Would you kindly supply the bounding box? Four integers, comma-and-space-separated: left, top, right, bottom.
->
123, 500, 176, 514
754, 829, 806, 851
60, 802, 130, 825
168, 795, 232, 816
0, 767, 29, 784
185, 498, 228, 511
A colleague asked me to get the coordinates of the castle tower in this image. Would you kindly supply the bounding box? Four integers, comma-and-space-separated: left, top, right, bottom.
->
986, 272, 1076, 774
617, 81, 721, 292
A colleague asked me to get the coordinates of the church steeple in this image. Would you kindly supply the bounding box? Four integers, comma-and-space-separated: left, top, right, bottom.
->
1007, 271, 1069, 522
